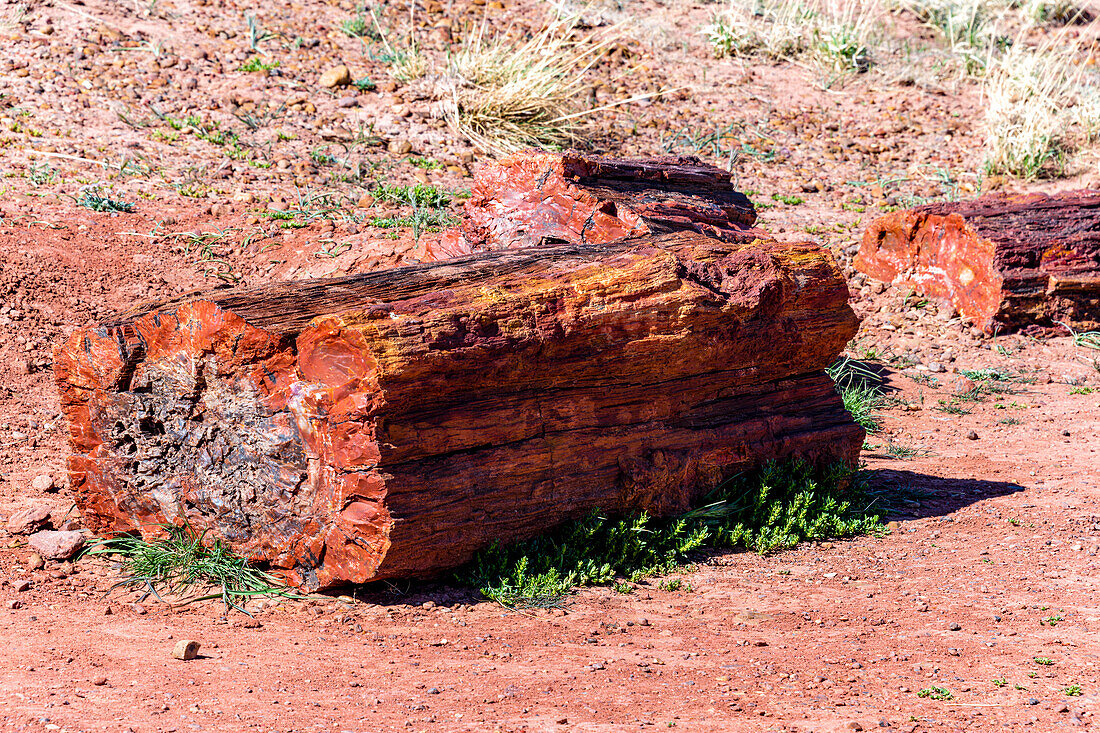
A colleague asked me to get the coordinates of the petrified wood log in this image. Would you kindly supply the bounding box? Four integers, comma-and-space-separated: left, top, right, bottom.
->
55, 232, 862, 590
419, 151, 765, 262
856, 191, 1100, 333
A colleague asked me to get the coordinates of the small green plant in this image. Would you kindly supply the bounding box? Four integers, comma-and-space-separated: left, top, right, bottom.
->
1059, 322, 1100, 350
27, 162, 56, 186
75, 186, 135, 213
1043, 614, 1064, 626
614, 581, 634, 594
1015, 684, 1028, 690
341, 6, 379, 39
993, 677, 1007, 688
771, 193, 805, 205
884, 442, 928, 459
370, 180, 450, 209
827, 357, 884, 432
918, 686, 954, 700
1070, 386, 1095, 395
1065, 683, 1083, 696
310, 147, 338, 166
89, 523, 304, 613
658, 578, 693, 592
240, 56, 280, 73
410, 156, 444, 170
245, 13, 276, 52
457, 460, 880, 608
1034, 656, 1054, 665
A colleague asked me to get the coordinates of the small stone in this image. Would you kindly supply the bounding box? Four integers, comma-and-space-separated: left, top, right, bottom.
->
27, 553, 44, 570
28, 530, 84, 560
132, 603, 146, 615
966, 430, 979, 440
1057, 704, 1070, 713
1027, 698, 1039, 706
319, 64, 352, 88
847, 723, 864, 732
7, 505, 52, 535
92, 675, 107, 686
357, 194, 376, 208
13, 579, 32, 592
30, 474, 55, 493
753, 640, 769, 647
337, 95, 359, 108
172, 640, 201, 660
948, 621, 961, 631
6, 599, 22, 609
388, 139, 413, 155
928, 362, 945, 373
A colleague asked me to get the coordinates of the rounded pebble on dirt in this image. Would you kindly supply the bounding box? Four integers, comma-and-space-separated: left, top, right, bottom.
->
92, 675, 107, 686
30, 474, 54, 492
172, 640, 201, 660
966, 430, 979, 440
319, 65, 352, 88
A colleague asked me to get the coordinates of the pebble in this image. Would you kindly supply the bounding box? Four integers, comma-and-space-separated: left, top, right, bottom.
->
12, 579, 32, 592
6, 505, 52, 535
92, 675, 107, 686
337, 95, 359, 108
28, 530, 84, 560
927, 362, 945, 373
966, 430, 979, 440
27, 553, 44, 570
319, 64, 352, 88
30, 474, 55, 492
388, 139, 412, 155
948, 621, 961, 631
172, 639, 201, 660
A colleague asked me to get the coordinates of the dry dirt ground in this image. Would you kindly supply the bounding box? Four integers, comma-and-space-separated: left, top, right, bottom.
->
1, 0, 1100, 730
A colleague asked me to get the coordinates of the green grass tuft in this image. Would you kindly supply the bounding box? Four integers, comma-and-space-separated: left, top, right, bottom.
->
457, 460, 880, 608
89, 524, 303, 614
75, 186, 135, 213
827, 356, 884, 432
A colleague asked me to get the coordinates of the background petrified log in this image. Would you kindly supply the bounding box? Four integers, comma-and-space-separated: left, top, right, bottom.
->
856, 191, 1100, 333
419, 151, 764, 262
55, 233, 862, 590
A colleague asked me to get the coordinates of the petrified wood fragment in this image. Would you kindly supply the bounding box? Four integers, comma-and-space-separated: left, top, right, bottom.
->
856, 191, 1100, 333
419, 151, 764, 262
55, 233, 862, 590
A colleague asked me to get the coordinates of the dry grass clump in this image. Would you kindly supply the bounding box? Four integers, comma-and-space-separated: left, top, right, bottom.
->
438, 18, 620, 154
703, 0, 879, 80
982, 33, 1100, 178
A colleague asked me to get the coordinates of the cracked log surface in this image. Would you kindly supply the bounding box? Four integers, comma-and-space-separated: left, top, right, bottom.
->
418, 151, 763, 262
55, 232, 861, 590
856, 190, 1100, 333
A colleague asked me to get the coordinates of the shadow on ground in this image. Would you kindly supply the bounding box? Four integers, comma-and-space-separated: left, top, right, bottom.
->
862, 467, 1026, 522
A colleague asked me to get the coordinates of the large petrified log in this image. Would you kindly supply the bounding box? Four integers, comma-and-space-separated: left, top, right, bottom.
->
55, 232, 862, 590
418, 151, 765, 262
856, 191, 1100, 333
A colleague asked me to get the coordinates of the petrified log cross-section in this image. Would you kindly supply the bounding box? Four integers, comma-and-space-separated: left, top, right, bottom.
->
856, 190, 1100, 333
55, 154, 863, 591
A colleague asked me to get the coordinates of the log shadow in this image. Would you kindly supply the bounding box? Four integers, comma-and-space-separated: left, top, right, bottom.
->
861, 467, 1026, 522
